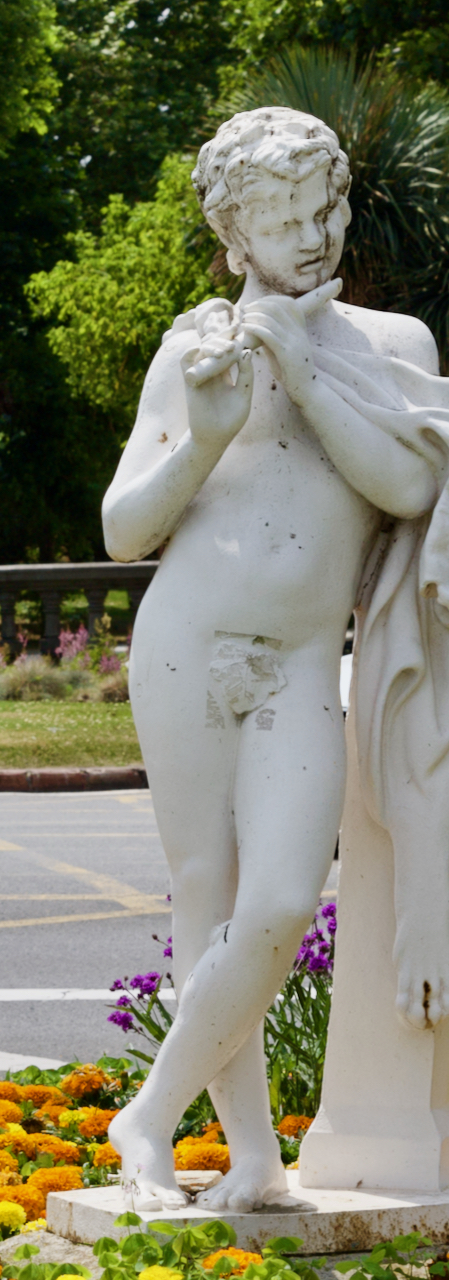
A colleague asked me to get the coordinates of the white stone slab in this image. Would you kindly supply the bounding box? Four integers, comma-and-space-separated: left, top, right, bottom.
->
47, 1174, 449, 1252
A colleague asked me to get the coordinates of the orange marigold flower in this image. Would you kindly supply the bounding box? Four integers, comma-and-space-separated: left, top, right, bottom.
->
34, 1102, 71, 1124
0, 1125, 36, 1158
202, 1122, 225, 1138
174, 1140, 230, 1174
78, 1108, 119, 1139
0, 1171, 22, 1186
0, 1083, 23, 1103
0, 1185, 46, 1221
21, 1085, 66, 1108
202, 1248, 263, 1274
60, 1065, 110, 1099
277, 1115, 313, 1138
92, 1141, 121, 1168
27, 1166, 83, 1196
34, 1135, 81, 1164
0, 1101, 23, 1124
0, 1151, 19, 1174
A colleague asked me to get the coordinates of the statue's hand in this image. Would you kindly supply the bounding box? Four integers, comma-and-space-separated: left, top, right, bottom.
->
180, 343, 254, 453
242, 278, 342, 406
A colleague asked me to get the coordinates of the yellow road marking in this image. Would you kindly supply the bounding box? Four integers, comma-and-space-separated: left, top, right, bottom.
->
0, 908, 166, 929
0, 840, 24, 851
22, 850, 170, 916
0, 894, 127, 901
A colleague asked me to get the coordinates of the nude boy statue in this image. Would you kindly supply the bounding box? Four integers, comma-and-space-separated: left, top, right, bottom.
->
102, 107, 449, 1212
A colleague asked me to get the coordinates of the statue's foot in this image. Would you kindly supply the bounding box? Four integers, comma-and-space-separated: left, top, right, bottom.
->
109, 1109, 188, 1211
196, 1154, 291, 1213
395, 922, 449, 1030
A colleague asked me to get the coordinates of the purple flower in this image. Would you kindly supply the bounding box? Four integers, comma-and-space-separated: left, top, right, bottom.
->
115, 995, 132, 1007
166, 894, 172, 903
163, 936, 173, 958
129, 971, 161, 996
108, 1010, 134, 1032
110, 979, 124, 991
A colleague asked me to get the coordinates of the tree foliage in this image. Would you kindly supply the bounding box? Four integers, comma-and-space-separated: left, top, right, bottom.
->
0, 0, 60, 156
52, 0, 234, 214
27, 155, 219, 428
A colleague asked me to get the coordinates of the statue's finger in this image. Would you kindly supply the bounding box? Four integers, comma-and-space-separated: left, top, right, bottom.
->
298, 277, 343, 316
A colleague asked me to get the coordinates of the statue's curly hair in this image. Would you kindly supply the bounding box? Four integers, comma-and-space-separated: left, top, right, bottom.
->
192, 107, 351, 268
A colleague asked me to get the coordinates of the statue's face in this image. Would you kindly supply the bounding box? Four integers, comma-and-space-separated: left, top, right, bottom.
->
235, 166, 348, 295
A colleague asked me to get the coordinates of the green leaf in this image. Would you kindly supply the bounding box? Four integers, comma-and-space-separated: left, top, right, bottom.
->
114, 1212, 143, 1227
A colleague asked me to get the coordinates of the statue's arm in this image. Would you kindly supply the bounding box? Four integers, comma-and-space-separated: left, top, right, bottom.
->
102, 331, 253, 562
244, 301, 441, 520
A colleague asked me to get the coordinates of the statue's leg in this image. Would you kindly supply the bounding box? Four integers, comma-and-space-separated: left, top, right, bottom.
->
111, 639, 345, 1208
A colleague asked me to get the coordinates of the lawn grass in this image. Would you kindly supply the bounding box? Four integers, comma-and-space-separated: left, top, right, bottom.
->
0, 702, 143, 768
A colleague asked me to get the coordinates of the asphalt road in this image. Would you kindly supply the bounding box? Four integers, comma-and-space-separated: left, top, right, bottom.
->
0, 790, 172, 1065
0, 790, 338, 1069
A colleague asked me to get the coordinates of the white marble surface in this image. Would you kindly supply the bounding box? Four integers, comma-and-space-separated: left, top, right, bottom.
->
47, 1175, 449, 1252
101, 105, 449, 1208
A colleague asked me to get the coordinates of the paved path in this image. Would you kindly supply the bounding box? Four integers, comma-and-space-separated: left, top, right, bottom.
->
0, 789, 171, 1064
0, 790, 338, 1069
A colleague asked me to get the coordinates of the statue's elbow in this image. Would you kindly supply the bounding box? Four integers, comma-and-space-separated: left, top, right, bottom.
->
102, 496, 137, 563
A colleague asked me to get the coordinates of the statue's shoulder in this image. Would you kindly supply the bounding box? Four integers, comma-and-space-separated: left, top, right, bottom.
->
333, 300, 439, 375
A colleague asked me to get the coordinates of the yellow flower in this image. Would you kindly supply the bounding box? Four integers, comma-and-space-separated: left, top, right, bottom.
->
57, 1109, 80, 1128
60, 1066, 110, 1099
20, 1218, 47, 1233
0, 1201, 26, 1231
27, 1167, 83, 1197
92, 1141, 120, 1168
0, 1186, 45, 1221
202, 1248, 263, 1275
140, 1268, 182, 1280
277, 1115, 313, 1138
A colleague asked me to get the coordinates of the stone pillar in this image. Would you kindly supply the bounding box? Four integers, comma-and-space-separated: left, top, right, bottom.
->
87, 587, 105, 637
0, 590, 18, 652
41, 590, 62, 655
299, 692, 449, 1193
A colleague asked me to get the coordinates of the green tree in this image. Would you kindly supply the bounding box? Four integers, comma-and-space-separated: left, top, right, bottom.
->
27, 155, 220, 431
0, 0, 60, 155
52, 0, 234, 215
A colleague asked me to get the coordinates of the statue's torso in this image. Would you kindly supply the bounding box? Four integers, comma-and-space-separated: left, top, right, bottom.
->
148, 303, 387, 648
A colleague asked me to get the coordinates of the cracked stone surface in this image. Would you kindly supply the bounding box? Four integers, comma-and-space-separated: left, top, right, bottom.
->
0, 1229, 101, 1277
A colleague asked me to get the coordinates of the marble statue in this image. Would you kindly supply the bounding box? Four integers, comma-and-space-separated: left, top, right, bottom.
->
102, 107, 449, 1209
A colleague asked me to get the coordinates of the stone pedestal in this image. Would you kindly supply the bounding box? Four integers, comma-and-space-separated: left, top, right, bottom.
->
300, 700, 449, 1193
46, 1180, 449, 1251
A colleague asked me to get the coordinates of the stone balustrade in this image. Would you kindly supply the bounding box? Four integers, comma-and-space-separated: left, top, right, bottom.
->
0, 561, 158, 653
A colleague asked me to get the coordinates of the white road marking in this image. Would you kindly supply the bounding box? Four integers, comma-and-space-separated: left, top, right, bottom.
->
0, 988, 176, 1001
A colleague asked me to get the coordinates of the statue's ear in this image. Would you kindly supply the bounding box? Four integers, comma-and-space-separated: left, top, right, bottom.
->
227, 246, 247, 276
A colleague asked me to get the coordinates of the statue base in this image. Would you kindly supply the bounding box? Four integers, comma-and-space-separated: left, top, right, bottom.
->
47, 1177, 449, 1252
300, 697, 449, 1195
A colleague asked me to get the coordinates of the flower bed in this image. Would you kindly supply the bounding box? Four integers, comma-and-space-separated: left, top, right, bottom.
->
0, 904, 336, 1242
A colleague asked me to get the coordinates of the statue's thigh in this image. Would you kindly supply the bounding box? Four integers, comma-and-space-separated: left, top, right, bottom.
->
129, 629, 240, 875
232, 662, 346, 907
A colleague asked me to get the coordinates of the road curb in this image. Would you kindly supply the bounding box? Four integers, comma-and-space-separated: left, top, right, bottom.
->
0, 765, 148, 791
